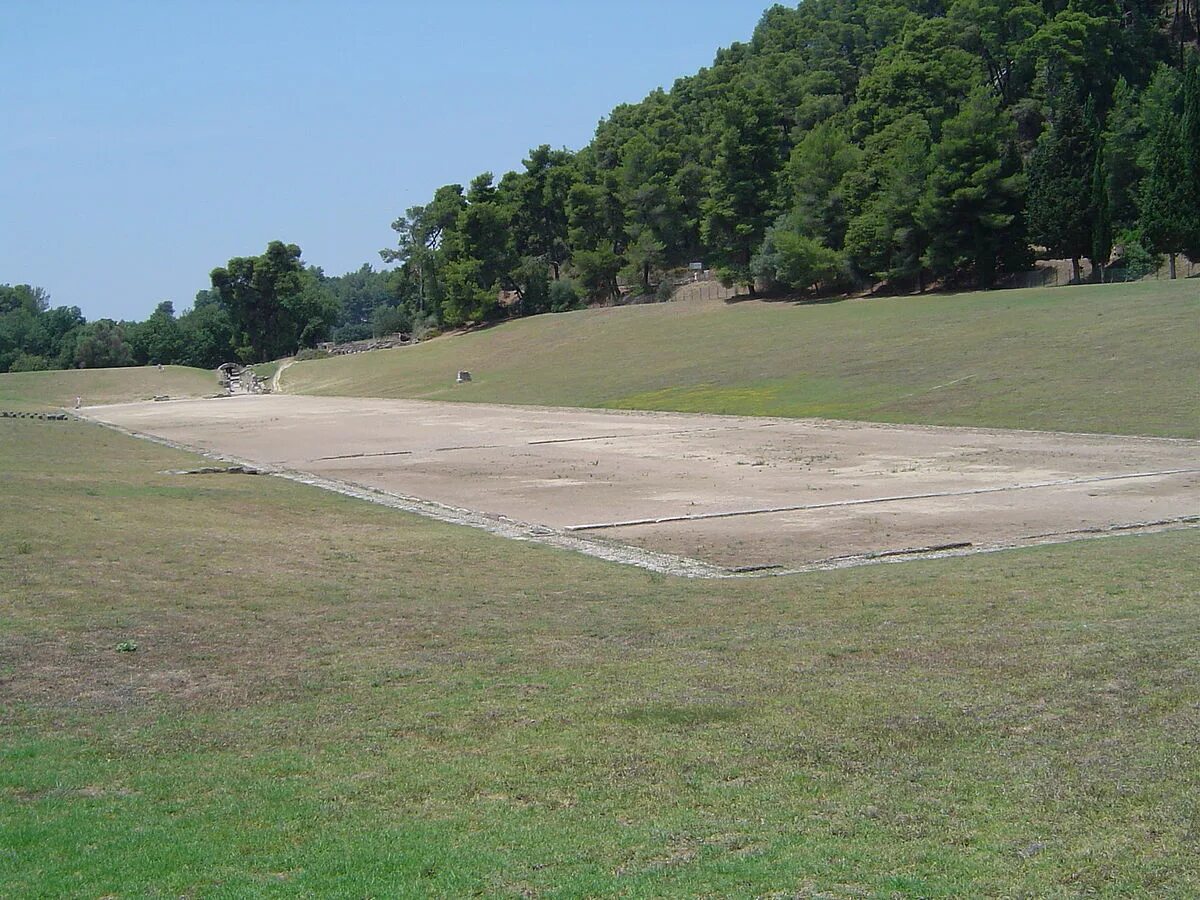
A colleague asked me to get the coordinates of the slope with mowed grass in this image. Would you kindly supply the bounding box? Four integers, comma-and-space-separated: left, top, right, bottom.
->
1, 418, 1197, 897
0, 365, 216, 411
284, 281, 1200, 437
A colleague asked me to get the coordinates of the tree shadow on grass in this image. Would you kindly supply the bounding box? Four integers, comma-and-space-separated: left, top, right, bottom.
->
723, 290, 854, 307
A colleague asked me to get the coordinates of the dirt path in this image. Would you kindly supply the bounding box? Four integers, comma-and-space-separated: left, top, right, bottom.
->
270, 358, 294, 393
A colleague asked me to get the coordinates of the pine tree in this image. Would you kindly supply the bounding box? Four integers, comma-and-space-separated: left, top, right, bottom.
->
918, 86, 1027, 288
700, 88, 782, 292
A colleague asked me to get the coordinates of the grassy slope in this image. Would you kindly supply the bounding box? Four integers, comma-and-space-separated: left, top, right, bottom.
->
2, 419, 1198, 897
0, 365, 216, 411
285, 281, 1200, 437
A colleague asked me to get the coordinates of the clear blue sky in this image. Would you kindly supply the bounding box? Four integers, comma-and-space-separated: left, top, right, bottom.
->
1, 0, 770, 321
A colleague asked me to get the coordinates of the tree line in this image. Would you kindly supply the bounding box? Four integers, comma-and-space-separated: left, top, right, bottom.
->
1, 245, 395, 372
382, 0, 1199, 322
3, 0, 1198, 374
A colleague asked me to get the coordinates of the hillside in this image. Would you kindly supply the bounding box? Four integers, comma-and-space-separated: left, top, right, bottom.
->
284, 281, 1200, 438
367, 1, 1198, 333
0, 365, 216, 411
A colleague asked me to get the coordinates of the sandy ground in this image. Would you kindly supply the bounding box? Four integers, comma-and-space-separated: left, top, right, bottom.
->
84, 395, 1199, 575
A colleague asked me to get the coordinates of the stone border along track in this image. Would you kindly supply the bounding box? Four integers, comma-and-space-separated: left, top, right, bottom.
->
1, 411, 70, 420
74, 410, 1200, 580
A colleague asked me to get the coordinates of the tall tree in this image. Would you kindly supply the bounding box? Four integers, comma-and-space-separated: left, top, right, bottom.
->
1026, 93, 1096, 281
1139, 112, 1192, 278
1090, 145, 1114, 280
0, 284, 48, 373
210, 241, 336, 362
918, 86, 1028, 288
510, 146, 576, 279
136, 301, 184, 365
74, 320, 134, 369
843, 115, 933, 289
700, 87, 783, 291
380, 184, 466, 318
567, 176, 627, 299
783, 122, 860, 250
1104, 77, 1147, 230
1181, 53, 1200, 261
437, 175, 516, 326
177, 291, 234, 369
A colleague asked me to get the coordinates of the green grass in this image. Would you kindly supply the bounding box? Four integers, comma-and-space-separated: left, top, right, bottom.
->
284, 281, 1200, 437
251, 360, 281, 381
2, 417, 1197, 897
0, 365, 216, 411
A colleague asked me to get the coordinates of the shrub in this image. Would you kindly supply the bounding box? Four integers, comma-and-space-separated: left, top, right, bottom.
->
410, 312, 440, 340
371, 304, 412, 337
1110, 230, 1161, 281
8, 353, 49, 372
753, 222, 847, 293
294, 348, 331, 362
547, 278, 584, 312
331, 322, 372, 343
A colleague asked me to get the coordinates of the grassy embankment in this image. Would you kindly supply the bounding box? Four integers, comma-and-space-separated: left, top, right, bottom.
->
285, 280, 1200, 437
251, 360, 281, 382
0, 365, 216, 412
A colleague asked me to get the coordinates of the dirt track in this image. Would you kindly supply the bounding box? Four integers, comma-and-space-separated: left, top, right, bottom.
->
84, 395, 1199, 575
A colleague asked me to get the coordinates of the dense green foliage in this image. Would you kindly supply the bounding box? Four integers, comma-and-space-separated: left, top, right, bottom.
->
209, 241, 339, 363
377, 0, 1198, 325
0, 249, 401, 373
0, 284, 84, 373
4, 2, 1198, 373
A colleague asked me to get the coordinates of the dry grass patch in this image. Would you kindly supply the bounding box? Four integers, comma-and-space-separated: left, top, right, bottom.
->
0, 364, 215, 412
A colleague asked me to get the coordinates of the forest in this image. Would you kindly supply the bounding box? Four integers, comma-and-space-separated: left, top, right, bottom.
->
2, 0, 1198, 372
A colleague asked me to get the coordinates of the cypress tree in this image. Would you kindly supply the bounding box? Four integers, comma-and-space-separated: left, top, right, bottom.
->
1026, 96, 1095, 282
1139, 114, 1191, 279
1104, 77, 1145, 232
1089, 145, 1113, 281
1181, 54, 1200, 263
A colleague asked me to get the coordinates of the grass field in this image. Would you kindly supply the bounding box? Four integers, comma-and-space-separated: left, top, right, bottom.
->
284, 281, 1200, 437
0, 365, 216, 412
2, 415, 1198, 896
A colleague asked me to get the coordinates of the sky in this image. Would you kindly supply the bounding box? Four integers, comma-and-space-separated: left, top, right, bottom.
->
1, 0, 771, 321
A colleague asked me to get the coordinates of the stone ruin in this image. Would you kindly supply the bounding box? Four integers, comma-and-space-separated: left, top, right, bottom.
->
316, 332, 416, 356
456, 370, 472, 384
217, 362, 269, 395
